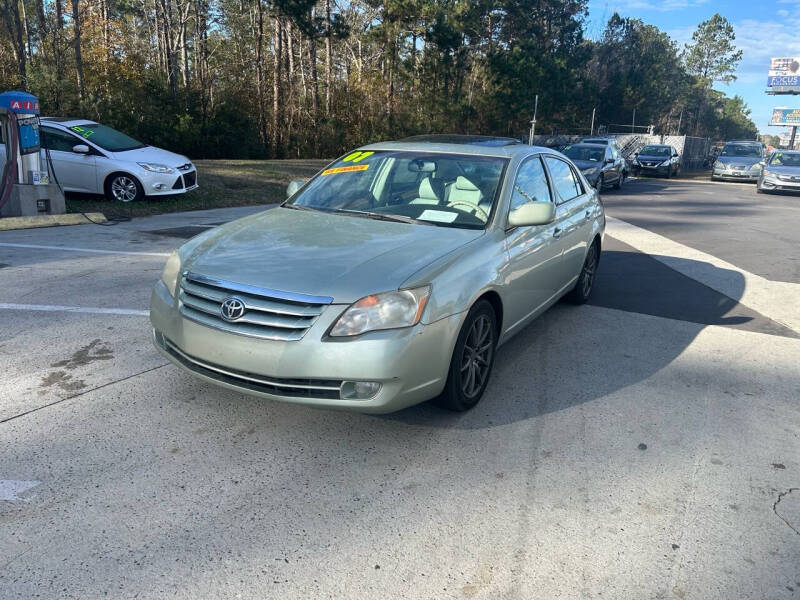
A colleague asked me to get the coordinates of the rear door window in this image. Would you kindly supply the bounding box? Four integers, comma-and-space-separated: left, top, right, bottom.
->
544, 156, 583, 204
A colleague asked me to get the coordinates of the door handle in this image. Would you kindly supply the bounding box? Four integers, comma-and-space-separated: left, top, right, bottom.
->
553, 227, 562, 239
585, 210, 592, 221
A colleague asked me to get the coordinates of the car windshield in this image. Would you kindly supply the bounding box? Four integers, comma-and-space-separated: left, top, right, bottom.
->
769, 152, 800, 166
640, 146, 670, 157
581, 139, 608, 145
720, 144, 762, 158
563, 146, 605, 162
287, 150, 507, 229
67, 123, 146, 152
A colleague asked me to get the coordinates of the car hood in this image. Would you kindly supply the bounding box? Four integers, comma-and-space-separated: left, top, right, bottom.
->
717, 156, 762, 167
571, 159, 603, 171
110, 145, 191, 167
766, 165, 800, 176
181, 207, 484, 303
636, 154, 670, 162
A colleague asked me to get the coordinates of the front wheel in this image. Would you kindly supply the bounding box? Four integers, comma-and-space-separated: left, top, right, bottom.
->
566, 242, 599, 305
613, 171, 624, 190
595, 174, 604, 191
435, 300, 497, 412
105, 173, 144, 203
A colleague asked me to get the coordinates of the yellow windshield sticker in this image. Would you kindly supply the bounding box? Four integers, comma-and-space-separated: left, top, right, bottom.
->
321, 164, 370, 176
341, 151, 374, 163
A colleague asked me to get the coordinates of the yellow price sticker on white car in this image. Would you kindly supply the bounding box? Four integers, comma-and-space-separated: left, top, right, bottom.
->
321, 164, 370, 176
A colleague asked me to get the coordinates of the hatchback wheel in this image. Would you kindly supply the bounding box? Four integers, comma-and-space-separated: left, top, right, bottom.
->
613, 171, 624, 190
435, 300, 497, 412
105, 174, 144, 203
566, 242, 599, 304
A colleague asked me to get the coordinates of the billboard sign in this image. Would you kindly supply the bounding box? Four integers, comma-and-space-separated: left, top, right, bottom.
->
770, 108, 800, 126
768, 75, 800, 87
769, 57, 800, 78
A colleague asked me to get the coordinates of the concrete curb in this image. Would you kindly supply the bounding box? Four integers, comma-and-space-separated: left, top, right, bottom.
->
0, 212, 107, 231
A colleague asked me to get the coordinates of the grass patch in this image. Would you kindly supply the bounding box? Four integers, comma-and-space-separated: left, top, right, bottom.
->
64, 158, 330, 218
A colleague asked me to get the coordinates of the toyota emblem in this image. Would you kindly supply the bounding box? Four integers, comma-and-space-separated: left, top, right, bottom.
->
220, 296, 246, 321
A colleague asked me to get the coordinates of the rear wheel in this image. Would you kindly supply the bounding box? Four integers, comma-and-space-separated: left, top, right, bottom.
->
435, 300, 497, 412
566, 242, 599, 304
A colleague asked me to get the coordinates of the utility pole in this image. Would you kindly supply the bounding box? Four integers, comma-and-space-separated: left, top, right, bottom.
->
590, 108, 596, 136
631, 108, 636, 133
790, 126, 798, 150
528, 94, 538, 144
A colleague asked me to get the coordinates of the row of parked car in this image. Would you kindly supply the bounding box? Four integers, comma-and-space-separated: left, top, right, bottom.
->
560, 136, 800, 196
710, 140, 800, 194
557, 137, 682, 192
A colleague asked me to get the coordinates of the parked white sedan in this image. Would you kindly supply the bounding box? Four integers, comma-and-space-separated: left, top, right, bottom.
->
39, 118, 198, 202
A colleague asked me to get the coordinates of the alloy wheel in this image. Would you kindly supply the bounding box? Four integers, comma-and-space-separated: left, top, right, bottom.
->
581, 244, 598, 297
460, 314, 494, 399
111, 176, 138, 202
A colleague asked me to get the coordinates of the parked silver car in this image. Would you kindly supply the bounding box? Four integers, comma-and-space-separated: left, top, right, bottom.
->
712, 141, 764, 182
150, 136, 605, 413
757, 150, 800, 194
38, 118, 197, 202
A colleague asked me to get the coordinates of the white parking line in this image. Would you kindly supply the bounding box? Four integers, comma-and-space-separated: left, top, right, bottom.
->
0, 303, 149, 316
0, 242, 170, 257
606, 216, 800, 334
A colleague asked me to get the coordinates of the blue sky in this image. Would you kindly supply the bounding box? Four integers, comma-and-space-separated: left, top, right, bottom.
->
585, 0, 800, 135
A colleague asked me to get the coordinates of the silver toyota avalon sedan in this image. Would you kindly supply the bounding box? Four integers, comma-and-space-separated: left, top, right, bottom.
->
150, 135, 605, 413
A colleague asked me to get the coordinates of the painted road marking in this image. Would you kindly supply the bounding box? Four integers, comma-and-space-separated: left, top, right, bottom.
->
606, 216, 800, 334
0, 480, 40, 502
0, 242, 170, 257
0, 303, 149, 316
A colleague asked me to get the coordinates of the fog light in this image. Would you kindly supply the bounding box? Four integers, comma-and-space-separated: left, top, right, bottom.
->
340, 381, 381, 400
152, 183, 165, 190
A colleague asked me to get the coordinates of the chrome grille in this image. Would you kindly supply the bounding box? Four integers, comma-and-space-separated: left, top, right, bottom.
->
178, 272, 332, 341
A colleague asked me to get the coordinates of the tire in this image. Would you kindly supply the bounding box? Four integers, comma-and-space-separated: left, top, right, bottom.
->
435, 300, 497, 412
566, 241, 599, 305
613, 171, 624, 190
105, 173, 144, 203
595, 174, 604, 191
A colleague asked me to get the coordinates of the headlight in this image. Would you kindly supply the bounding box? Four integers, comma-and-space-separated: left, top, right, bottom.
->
160, 251, 181, 296
138, 162, 175, 174
714, 161, 725, 170
582, 167, 599, 175
660, 159, 671, 167
750, 163, 762, 171
329, 286, 431, 337
762, 169, 774, 178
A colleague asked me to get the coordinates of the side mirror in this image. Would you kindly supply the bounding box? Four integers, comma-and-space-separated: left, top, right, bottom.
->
286, 179, 308, 198
507, 201, 556, 228
672, 153, 679, 158
72, 144, 90, 154
604, 158, 614, 165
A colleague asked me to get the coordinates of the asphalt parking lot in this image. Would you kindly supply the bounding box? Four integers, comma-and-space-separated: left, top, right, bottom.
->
1, 178, 799, 599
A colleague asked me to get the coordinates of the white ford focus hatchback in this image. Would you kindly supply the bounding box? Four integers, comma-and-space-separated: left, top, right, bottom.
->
37, 117, 198, 202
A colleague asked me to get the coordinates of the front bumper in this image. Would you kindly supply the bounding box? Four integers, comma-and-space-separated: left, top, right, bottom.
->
634, 164, 669, 176
712, 167, 760, 182
150, 281, 463, 413
759, 175, 800, 193
140, 167, 199, 196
